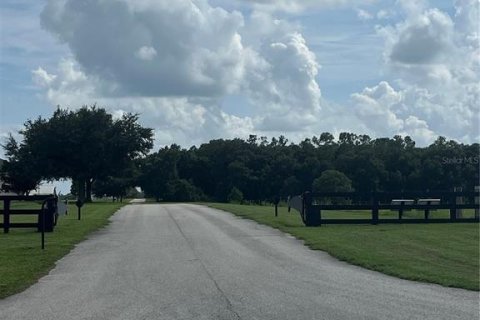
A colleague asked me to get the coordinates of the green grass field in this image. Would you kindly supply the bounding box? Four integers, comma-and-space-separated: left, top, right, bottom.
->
0, 201, 125, 299
206, 203, 479, 291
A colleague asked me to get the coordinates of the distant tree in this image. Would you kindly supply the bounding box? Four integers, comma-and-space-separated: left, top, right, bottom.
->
133, 133, 479, 202
312, 170, 353, 193
228, 186, 244, 203
138, 145, 182, 202
164, 179, 203, 202
319, 132, 335, 145
93, 176, 130, 202
280, 176, 302, 197
0, 134, 41, 195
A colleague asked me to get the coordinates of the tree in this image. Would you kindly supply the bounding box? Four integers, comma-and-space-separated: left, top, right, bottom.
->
312, 170, 353, 193
133, 133, 479, 202
4, 106, 153, 201
228, 186, 244, 203
164, 179, 203, 202
0, 134, 42, 195
138, 145, 182, 202
93, 176, 131, 201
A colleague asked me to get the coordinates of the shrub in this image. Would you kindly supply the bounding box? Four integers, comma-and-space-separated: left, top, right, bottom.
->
227, 186, 244, 203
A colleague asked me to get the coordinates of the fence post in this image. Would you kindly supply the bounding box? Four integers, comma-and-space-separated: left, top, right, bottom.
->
448, 191, 455, 221
475, 186, 479, 221
303, 192, 321, 226
372, 192, 379, 225
41, 206, 45, 250
3, 199, 10, 233
274, 196, 279, 217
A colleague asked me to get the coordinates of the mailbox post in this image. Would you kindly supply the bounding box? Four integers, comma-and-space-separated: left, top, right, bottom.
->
76, 199, 84, 220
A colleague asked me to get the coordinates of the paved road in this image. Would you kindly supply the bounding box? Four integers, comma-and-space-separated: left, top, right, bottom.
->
0, 204, 478, 320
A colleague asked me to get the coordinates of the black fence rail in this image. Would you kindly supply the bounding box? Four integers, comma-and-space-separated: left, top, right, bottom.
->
288, 190, 480, 226
0, 195, 58, 233
1, 194, 60, 249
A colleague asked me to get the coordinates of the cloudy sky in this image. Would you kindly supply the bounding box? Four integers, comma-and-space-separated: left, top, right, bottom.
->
1, 0, 479, 154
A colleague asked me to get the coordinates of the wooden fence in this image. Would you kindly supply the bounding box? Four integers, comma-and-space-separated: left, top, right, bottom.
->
288, 190, 480, 226
0, 195, 58, 233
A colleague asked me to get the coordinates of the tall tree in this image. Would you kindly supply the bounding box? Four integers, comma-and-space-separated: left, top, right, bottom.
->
0, 134, 42, 195
3, 106, 153, 201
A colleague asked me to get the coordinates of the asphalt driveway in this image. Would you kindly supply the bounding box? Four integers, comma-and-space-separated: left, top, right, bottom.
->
0, 204, 477, 319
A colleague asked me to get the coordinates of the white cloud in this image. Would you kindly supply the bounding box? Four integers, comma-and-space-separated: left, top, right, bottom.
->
351, 81, 405, 136
36, 0, 324, 138
32, 67, 57, 87
354, 0, 480, 143
385, 8, 454, 64
41, 0, 248, 97
357, 9, 373, 21
30, 0, 479, 147
135, 46, 157, 61
245, 32, 322, 131
376, 9, 392, 20
239, 0, 375, 13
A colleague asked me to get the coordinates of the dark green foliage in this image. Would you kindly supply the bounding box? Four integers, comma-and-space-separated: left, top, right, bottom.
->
92, 176, 130, 200
164, 179, 203, 202
0, 135, 42, 194
139, 133, 479, 202
2, 106, 153, 200
228, 186, 244, 203
312, 170, 353, 192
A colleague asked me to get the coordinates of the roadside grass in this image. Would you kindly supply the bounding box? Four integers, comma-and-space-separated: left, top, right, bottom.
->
0, 201, 125, 299
205, 203, 479, 291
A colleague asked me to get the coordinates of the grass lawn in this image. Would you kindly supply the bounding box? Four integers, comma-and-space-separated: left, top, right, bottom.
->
205, 203, 479, 291
0, 201, 125, 299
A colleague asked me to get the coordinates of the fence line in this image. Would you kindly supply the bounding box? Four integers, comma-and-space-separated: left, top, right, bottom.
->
288, 190, 480, 226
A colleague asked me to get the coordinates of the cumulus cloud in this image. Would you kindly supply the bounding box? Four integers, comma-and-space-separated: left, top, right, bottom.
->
385, 8, 454, 64
32, 67, 57, 86
240, 0, 375, 13
355, 0, 480, 143
357, 9, 373, 21
135, 46, 157, 61
31, 0, 479, 147
40, 0, 253, 97
350, 81, 438, 144
36, 0, 323, 141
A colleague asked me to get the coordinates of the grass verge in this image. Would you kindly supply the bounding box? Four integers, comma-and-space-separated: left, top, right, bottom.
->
205, 203, 479, 291
0, 202, 125, 299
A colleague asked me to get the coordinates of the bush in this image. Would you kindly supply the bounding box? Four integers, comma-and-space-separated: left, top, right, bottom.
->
312, 170, 353, 204
164, 179, 204, 202
227, 186, 244, 203
312, 170, 353, 193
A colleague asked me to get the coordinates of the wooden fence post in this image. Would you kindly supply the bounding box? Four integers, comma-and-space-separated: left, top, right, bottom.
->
372, 193, 379, 225
449, 192, 456, 222
475, 186, 479, 220
3, 199, 10, 233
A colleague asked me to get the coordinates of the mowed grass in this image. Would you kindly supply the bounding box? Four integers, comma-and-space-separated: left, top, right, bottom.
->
0, 201, 125, 299
205, 203, 479, 291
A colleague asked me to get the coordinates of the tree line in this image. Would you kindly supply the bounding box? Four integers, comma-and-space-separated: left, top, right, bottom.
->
1, 107, 478, 202
138, 134, 479, 202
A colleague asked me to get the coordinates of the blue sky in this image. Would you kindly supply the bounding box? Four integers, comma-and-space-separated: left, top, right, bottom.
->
1, 0, 478, 155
